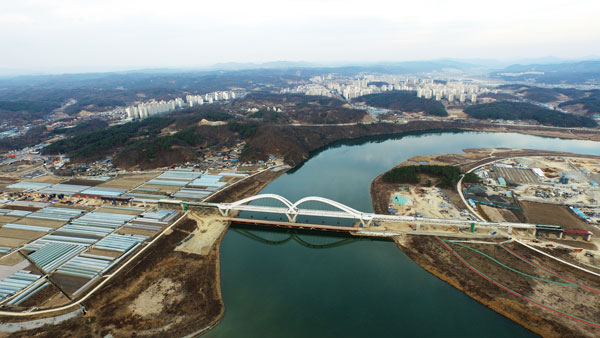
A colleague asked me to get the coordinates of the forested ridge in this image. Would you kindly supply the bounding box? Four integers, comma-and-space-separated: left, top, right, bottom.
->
356, 91, 448, 116
464, 101, 597, 127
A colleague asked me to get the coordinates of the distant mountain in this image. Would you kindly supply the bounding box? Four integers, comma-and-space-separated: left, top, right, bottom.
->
207, 59, 490, 75
210, 61, 318, 71
491, 61, 600, 85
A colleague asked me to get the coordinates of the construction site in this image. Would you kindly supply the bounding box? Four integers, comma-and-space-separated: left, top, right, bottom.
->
370, 149, 600, 337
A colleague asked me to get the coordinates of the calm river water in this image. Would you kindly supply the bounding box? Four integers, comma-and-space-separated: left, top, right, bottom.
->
204, 131, 600, 337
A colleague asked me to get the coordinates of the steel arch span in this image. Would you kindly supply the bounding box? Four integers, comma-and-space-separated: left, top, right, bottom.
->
218, 193, 295, 219
229, 193, 294, 209
291, 196, 374, 225
218, 193, 374, 225
292, 196, 362, 217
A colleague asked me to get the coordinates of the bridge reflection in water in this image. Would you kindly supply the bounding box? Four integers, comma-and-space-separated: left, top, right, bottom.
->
230, 223, 364, 249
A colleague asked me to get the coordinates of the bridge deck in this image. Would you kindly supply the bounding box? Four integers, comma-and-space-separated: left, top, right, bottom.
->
228, 217, 360, 232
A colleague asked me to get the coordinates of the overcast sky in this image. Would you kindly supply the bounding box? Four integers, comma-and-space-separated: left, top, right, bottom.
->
1, 0, 599, 73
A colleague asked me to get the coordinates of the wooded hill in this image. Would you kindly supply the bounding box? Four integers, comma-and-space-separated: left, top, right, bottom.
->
382, 165, 465, 188
464, 101, 597, 128
355, 91, 448, 116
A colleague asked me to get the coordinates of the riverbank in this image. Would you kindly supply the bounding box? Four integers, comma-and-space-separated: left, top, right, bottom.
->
393, 235, 600, 337
371, 149, 600, 337
243, 120, 600, 167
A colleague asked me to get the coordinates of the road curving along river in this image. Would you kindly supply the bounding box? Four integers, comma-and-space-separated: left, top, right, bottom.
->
204, 131, 600, 337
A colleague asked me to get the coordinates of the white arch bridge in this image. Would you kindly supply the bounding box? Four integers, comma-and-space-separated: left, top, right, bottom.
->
216, 194, 378, 226
185, 193, 538, 232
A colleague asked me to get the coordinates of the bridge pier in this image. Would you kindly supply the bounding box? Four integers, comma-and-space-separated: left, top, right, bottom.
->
218, 207, 230, 217
359, 217, 373, 227
286, 213, 298, 223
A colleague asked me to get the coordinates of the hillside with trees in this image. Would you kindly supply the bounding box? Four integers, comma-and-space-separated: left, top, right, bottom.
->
237, 92, 367, 124
355, 91, 448, 116
44, 117, 176, 158
43, 104, 235, 160
464, 101, 597, 128
558, 90, 600, 115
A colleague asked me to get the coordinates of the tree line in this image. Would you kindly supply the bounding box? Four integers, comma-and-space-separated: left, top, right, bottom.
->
382, 165, 464, 188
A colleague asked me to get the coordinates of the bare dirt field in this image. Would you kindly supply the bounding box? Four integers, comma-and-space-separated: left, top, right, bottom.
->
13, 219, 66, 229
387, 186, 466, 219
0, 252, 25, 266
0, 238, 28, 248
30, 175, 64, 184
0, 216, 20, 225
95, 207, 142, 216
62, 179, 102, 186
478, 205, 521, 223
86, 248, 122, 258
137, 184, 181, 194
176, 213, 228, 256
116, 227, 158, 237
521, 201, 597, 234
0, 228, 46, 241
97, 173, 160, 190
207, 168, 287, 203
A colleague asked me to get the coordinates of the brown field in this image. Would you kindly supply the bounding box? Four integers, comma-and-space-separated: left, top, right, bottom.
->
63, 179, 103, 186
2, 205, 40, 212
478, 205, 520, 223
0, 176, 18, 184
220, 176, 240, 184
479, 204, 507, 222
0, 216, 20, 225
96, 207, 143, 215
86, 248, 122, 258
0, 238, 28, 248
0, 228, 46, 241
520, 201, 596, 234
14, 218, 66, 229
116, 227, 158, 237
137, 184, 180, 194
0, 252, 25, 266
207, 168, 287, 203
98, 173, 160, 190
30, 175, 64, 184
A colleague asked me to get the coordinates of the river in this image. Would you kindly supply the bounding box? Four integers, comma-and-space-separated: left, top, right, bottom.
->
204, 131, 600, 337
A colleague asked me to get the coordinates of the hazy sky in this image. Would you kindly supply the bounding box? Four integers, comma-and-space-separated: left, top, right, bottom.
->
1, 0, 599, 73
